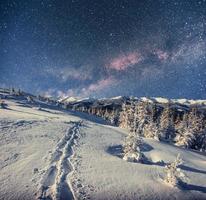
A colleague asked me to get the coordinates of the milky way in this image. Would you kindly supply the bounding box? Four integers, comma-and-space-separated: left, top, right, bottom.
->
0, 0, 206, 99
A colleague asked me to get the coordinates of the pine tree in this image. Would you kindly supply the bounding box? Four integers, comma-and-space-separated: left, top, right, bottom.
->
119, 103, 127, 128
110, 108, 119, 125
174, 114, 183, 131
159, 104, 175, 141
143, 121, 160, 141
164, 154, 186, 187
96, 107, 101, 116
175, 128, 195, 148
185, 107, 204, 149
133, 101, 138, 133
133, 101, 151, 136
195, 128, 206, 151
142, 103, 160, 140
174, 113, 195, 148
123, 132, 144, 162
127, 101, 136, 132
188, 107, 204, 135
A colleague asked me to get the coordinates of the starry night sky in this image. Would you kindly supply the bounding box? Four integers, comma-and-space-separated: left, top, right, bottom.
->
0, 0, 206, 99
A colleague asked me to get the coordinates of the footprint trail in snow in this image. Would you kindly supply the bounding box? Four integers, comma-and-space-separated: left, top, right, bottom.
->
37, 120, 83, 200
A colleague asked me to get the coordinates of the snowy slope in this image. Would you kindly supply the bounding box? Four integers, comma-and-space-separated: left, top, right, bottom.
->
70, 124, 206, 200
0, 90, 206, 200
0, 92, 82, 200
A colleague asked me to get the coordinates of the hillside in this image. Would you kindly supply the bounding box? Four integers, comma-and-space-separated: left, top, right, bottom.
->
61, 95, 206, 152
0, 89, 206, 200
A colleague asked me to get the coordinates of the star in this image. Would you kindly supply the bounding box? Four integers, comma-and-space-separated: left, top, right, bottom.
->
0, 0, 205, 99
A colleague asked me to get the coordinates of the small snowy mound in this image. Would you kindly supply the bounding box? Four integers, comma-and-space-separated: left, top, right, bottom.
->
123, 151, 143, 162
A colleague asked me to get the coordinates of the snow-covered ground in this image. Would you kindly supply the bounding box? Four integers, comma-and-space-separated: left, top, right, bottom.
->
1, 92, 206, 200
0, 94, 81, 200
70, 124, 206, 200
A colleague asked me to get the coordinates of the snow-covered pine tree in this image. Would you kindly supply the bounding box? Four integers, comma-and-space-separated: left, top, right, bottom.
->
96, 107, 101, 116
200, 131, 206, 151
174, 114, 183, 131
119, 102, 128, 128
87, 107, 92, 114
133, 101, 139, 134
143, 120, 160, 141
175, 128, 195, 148
186, 107, 204, 149
134, 101, 151, 136
142, 103, 160, 140
104, 107, 110, 121
159, 103, 175, 141
127, 101, 136, 133
164, 154, 186, 187
193, 120, 206, 151
123, 132, 144, 162
110, 108, 119, 125
196, 130, 206, 152
188, 106, 204, 134
174, 113, 196, 148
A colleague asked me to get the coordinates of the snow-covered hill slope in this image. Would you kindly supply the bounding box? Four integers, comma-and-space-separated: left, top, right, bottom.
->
70, 123, 206, 200
0, 91, 82, 200
0, 90, 206, 200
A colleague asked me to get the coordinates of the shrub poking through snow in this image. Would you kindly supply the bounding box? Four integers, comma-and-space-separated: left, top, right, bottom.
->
123, 132, 144, 162
164, 154, 185, 187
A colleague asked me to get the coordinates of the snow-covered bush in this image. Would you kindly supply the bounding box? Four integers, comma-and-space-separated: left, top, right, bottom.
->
123, 133, 144, 162
164, 154, 185, 187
